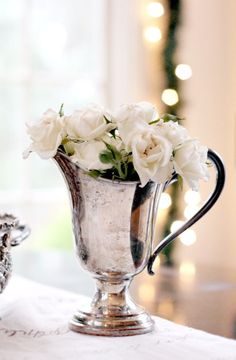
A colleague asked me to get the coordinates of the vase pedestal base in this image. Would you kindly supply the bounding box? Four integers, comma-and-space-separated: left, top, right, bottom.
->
69, 278, 154, 336
69, 308, 154, 337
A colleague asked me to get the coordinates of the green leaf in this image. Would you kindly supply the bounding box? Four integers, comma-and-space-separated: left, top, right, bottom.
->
110, 128, 117, 138
104, 115, 111, 124
104, 141, 115, 153
104, 142, 122, 161
178, 174, 183, 190
99, 150, 114, 164
161, 113, 184, 123
59, 103, 64, 117
149, 118, 160, 125
87, 169, 104, 179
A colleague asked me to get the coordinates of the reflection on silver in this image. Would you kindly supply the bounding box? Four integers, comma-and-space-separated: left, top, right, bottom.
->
54, 148, 225, 337
0, 214, 30, 293
54, 151, 162, 336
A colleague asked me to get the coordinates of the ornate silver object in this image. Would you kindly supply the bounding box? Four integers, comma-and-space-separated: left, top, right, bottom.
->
54, 149, 225, 336
0, 214, 30, 293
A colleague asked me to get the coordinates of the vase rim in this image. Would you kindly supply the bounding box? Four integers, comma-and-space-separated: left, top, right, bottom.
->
55, 150, 147, 187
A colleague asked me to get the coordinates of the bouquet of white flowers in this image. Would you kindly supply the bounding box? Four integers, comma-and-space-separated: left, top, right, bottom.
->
24, 101, 209, 190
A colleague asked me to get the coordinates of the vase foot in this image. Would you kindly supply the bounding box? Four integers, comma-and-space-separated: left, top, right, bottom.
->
69, 309, 154, 337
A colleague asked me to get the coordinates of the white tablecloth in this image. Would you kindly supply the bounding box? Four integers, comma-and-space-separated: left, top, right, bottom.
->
0, 276, 236, 360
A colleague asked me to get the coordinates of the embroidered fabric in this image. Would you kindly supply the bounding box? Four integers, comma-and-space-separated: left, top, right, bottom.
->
0, 276, 236, 360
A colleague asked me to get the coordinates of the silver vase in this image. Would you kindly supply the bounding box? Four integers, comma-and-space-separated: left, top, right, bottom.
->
54, 149, 225, 336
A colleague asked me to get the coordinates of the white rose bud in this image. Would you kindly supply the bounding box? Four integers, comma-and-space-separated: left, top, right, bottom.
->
173, 139, 209, 191
23, 109, 65, 159
157, 120, 189, 147
71, 140, 113, 171
114, 102, 158, 150
131, 128, 173, 187
65, 104, 115, 141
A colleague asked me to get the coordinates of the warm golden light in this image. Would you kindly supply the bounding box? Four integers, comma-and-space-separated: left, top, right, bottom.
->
170, 220, 184, 233
158, 300, 174, 318
161, 89, 179, 106
143, 26, 162, 43
184, 190, 201, 205
179, 262, 196, 289
147, 2, 164, 18
159, 193, 172, 210
137, 283, 156, 301
152, 256, 161, 272
175, 64, 192, 80
179, 261, 196, 277
184, 205, 199, 220
180, 229, 197, 246
170, 221, 196, 246
173, 313, 186, 325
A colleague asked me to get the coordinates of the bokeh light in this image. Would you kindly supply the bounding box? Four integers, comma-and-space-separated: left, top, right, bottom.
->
147, 2, 164, 18
161, 89, 179, 106
143, 26, 162, 43
175, 64, 192, 80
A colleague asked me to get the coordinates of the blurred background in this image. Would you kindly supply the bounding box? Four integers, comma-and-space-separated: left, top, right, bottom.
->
1, 0, 236, 339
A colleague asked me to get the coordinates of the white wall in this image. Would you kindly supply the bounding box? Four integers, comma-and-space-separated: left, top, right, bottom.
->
106, 0, 165, 109
174, 0, 236, 269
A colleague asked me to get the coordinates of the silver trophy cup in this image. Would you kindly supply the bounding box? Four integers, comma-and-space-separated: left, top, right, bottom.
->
54, 149, 225, 336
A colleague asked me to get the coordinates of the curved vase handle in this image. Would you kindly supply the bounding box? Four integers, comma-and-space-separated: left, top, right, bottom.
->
147, 148, 225, 275
10, 224, 31, 246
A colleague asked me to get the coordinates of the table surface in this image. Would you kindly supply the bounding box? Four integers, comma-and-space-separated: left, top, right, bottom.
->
1, 276, 236, 360
11, 248, 236, 340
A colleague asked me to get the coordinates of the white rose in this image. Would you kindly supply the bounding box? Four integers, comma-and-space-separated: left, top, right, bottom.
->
157, 120, 189, 147
114, 101, 158, 124
70, 140, 113, 171
65, 104, 115, 141
23, 109, 64, 159
173, 139, 209, 191
131, 128, 173, 187
114, 102, 158, 149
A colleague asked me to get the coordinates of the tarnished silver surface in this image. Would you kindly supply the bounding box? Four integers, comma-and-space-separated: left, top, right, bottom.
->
54, 149, 225, 337
0, 214, 30, 293
55, 151, 162, 336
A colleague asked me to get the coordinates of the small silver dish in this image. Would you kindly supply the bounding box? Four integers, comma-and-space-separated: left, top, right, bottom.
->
0, 214, 30, 293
